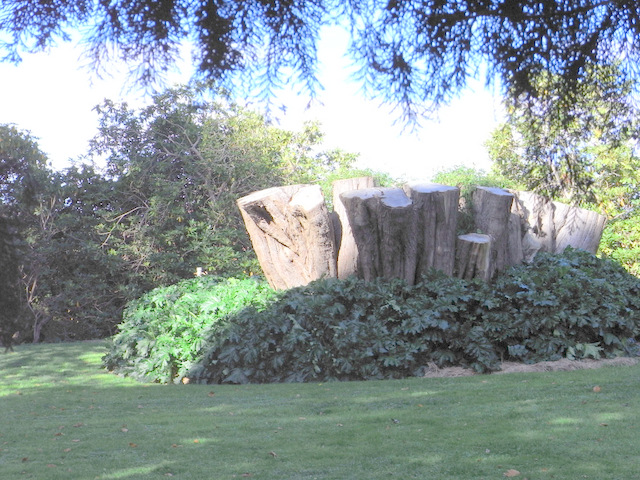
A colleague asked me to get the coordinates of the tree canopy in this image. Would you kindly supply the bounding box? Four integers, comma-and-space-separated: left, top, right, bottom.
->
2, 1, 639, 120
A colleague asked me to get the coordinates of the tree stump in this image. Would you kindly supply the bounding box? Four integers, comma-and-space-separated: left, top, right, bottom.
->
332, 176, 375, 279
340, 187, 418, 283
552, 202, 607, 254
472, 186, 517, 277
404, 182, 459, 277
455, 233, 492, 281
510, 190, 607, 255
237, 184, 337, 290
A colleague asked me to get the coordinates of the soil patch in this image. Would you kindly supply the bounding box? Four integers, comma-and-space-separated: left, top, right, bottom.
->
422, 357, 639, 378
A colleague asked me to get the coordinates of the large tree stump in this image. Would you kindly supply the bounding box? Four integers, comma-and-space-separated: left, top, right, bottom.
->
510, 190, 607, 255
472, 187, 517, 277
510, 190, 557, 253
455, 233, 492, 281
332, 176, 375, 279
404, 182, 459, 277
237, 185, 337, 290
340, 188, 418, 283
552, 202, 607, 254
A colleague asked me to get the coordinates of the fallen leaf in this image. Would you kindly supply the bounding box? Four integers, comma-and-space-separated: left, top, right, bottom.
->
241, 474, 253, 477
208, 391, 215, 397
129, 442, 138, 448
121, 428, 129, 433
593, 385, 602, 393
193, 439, 200, 444
47, 463, 57, 468
22, 457, 28, 462
63, 448, 71, 453
73, 423, 84, 428
504, 469, 521, 477
599, 423, 609, 427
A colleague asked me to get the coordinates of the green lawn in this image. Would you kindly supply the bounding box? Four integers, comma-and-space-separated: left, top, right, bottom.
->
1, 341, 639, 479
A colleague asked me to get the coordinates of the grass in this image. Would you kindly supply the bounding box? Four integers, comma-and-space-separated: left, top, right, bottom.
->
1, 341, 639, 479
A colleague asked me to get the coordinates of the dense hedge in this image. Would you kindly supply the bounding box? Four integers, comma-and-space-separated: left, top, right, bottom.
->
104, 248, 640, 384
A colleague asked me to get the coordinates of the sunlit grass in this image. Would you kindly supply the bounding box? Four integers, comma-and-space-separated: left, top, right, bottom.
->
1, 341, 639, 479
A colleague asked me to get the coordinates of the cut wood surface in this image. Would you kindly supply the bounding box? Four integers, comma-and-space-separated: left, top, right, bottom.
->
510, 190, 607, 255
552, 202, 607, 254
472, 187, 516, 277
456, 233, 492, 281
237, 185, 337, 290
378, 188, 418, 283
237, 180, 608, 288
332, 176, 375, 279
340, 187, 419, 282
405, 182, 459, 277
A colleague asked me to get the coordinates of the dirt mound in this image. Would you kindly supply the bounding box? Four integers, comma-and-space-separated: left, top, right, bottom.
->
422, 357, 639, 378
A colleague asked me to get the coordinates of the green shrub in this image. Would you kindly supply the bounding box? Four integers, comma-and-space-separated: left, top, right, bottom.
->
187, 273, 498, 384
599, 212, 640, 276
481, 248, 640, 363
104, 249, 640, 385
102, 276, 276, 383
188, 249, 640, 384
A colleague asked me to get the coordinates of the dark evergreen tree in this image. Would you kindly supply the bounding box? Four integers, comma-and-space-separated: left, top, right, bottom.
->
2, 1, 639, 120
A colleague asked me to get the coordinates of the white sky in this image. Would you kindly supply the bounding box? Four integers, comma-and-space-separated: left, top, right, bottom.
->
0, 27, 504, 182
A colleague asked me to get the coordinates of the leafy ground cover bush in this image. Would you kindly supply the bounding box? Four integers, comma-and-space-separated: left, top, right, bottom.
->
188, 249, 640, 384
105, 249, 640, 384
102, 276, 276, 383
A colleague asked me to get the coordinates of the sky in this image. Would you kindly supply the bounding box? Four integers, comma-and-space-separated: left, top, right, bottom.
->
0, 26, 504, 182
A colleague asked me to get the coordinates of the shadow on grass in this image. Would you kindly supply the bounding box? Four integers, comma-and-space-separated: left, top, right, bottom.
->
1, 342, 639, 479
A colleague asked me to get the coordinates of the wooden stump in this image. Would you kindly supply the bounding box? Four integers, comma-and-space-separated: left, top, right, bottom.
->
332, 176, 375, 279
511, 190, 607, 256
340, 187, 418, 283
456, 233, 492, 281
472, 187, 517, 277
510, 190, 557, 253
404, 182, 459, 277
237, 185, 337, 290
552, 202, 607, 254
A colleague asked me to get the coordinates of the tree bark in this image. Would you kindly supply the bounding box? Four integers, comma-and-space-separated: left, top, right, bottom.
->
510, 190, 607, 256
552, 202, 607, 254
237, 184, 337, 290
455, 233, 492, 281
472, 186, 516, 277
404, 182, 459, 277
332, 176, 375, 279
340, 187, 418, 283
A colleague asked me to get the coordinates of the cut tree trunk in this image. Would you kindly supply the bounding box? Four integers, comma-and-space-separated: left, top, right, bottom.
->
404, 182, 459, 277
340, 187, 418, 283
455, 233, 492, 281
472, 187, 517, 277
552, 202, 607, 254
510, 190, 607, 256
237, 184, 337, 290
332, 176, 375, 279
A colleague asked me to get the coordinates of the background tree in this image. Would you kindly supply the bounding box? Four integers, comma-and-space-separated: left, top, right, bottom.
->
1, 1, 639, 120
486, 64, 640, 274
0, 124, 51, 346
486, 64, 640, 204
2, 85, 378, 343
88, 84, 363, 286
